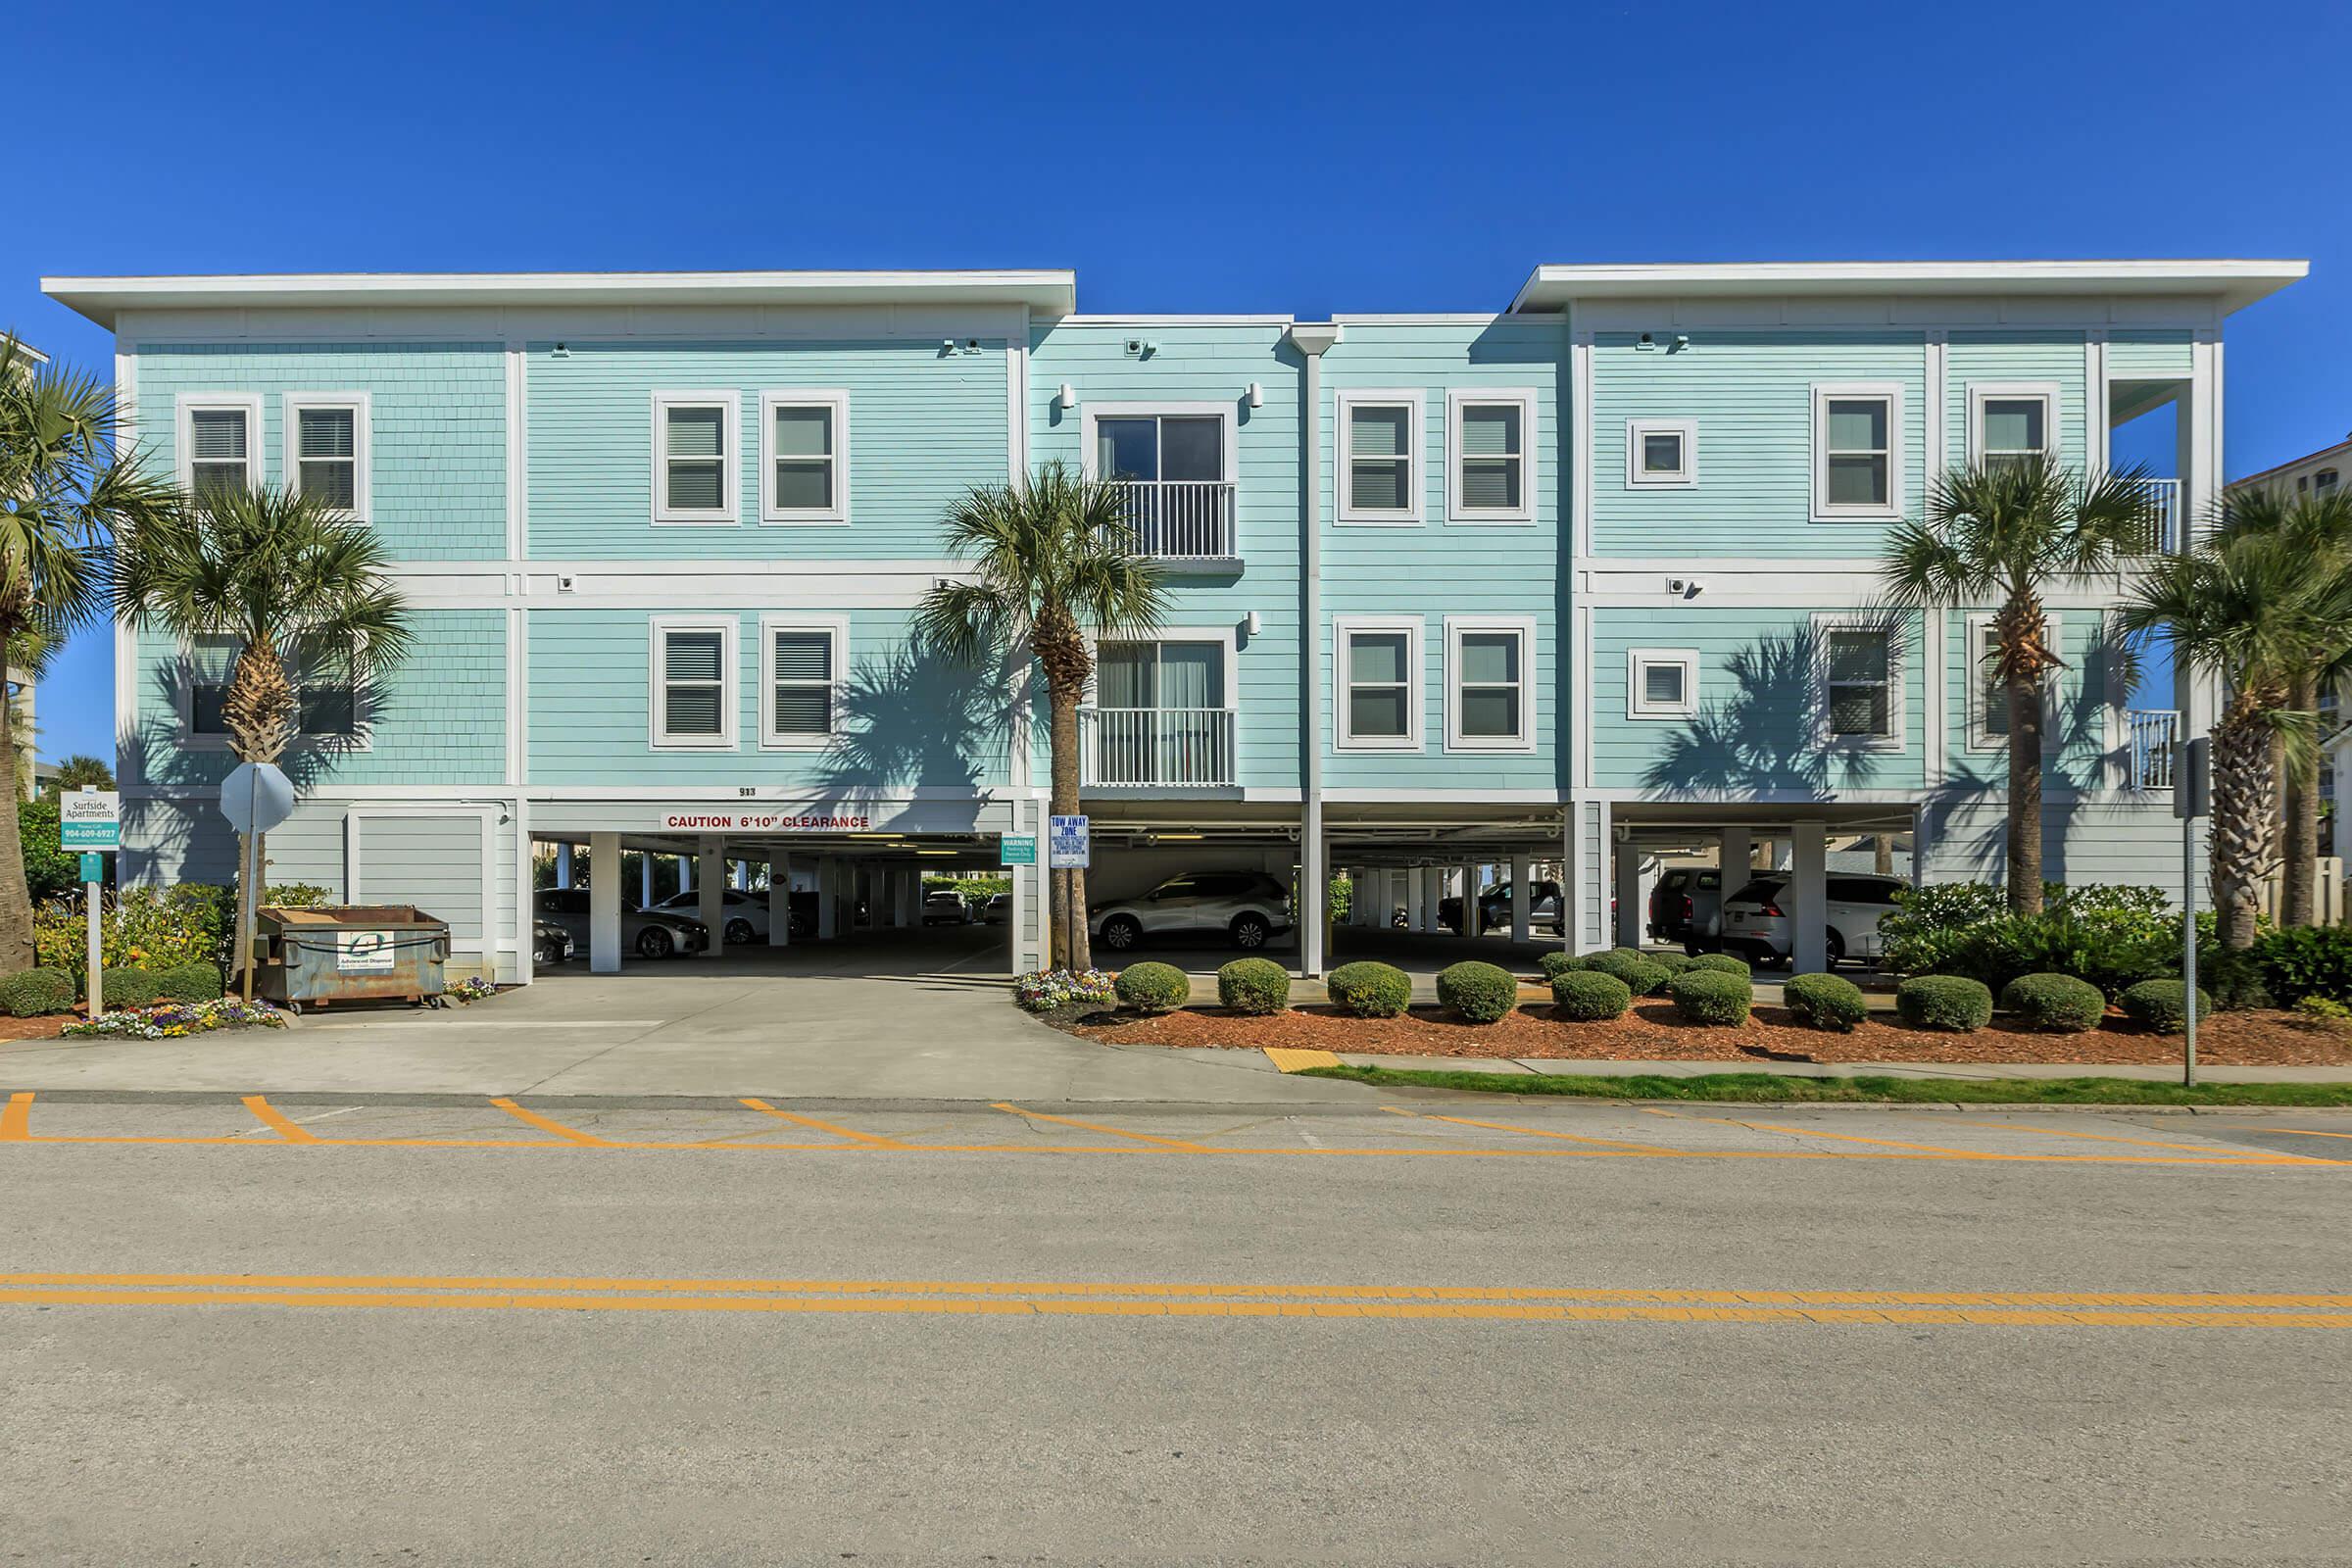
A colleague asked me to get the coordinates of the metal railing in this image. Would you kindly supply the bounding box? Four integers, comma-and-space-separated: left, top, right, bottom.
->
2127, 709, 2179, 790
1107, 480, 1238, 561
2128, 477, 2182, 554
1081, 707, 1237, 787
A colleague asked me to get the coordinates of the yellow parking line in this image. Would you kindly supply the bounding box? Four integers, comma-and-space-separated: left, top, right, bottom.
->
739, 1098, 908, 1149
2234, 1126, 2352, 1141
240, 1097, 318, 1145
1380, 1104, 1684, 1153
1263, 1048, 1341, 1073
1927, 1115, 2328, 1160
1644, 1107, 2278, 1164
488, 1099, 612, 1146
0, 1091, 30, 1141
990, 1102, 1212, 1151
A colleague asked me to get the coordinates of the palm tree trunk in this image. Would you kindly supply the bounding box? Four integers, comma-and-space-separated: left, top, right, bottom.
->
0, 684, 33, 971
1048, 685, 1090, 972
2005, 667, 2044, 916
2211, 694, 2278, 949
2283, 667, 2319, 926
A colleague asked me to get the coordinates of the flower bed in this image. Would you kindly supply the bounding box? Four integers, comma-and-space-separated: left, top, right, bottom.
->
63, 998, 290, 1041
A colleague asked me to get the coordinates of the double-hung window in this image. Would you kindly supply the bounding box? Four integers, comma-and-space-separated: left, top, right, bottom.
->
760, 391, 849, 524
1447, 390, 1538, 523
284, 394, 369, 520
652, 392, 740, 524
1967, 612, 2061, 752
1445, 617, 1536, 751
1625, 419, 1696, 488
185, 633, 360, 746
1968, 384, 2058, 473
651, 616, 737, 748
1627, 649, 1700, 719
1811, 383, 1902, 520
1337, 391, 1422, 524
177, 395, 264, 504
760, 617, 844, 748
1335, 617, 1423, 750
1813, 613, 1903, 751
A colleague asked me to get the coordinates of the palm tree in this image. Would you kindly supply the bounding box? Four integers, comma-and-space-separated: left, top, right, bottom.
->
914, 465, 1166, 971
2120, 524, 2352, 948
0, 338, 176, 968
113, 484, 412, 990
1880, 452, 2160, 915
49, 754, 115, 794
2203, 488, 2352, 925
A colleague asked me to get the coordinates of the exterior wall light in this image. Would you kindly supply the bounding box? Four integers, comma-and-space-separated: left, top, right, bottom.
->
1247, 382, 1263, 408
1057, 383, 1077, 410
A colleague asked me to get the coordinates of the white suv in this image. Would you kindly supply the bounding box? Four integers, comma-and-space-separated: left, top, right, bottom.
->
1715, 872, 1906, 969
1091, 872, 1293, 953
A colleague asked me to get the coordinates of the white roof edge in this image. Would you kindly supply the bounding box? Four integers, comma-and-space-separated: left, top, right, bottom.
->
1506, 259, 2311, 316
2229, 432, 2352, 488
1, 335, 46, 364
39, 269, 1079, 327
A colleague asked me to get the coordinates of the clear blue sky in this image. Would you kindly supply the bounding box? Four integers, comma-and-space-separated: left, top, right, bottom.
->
13, 0, 2348, 762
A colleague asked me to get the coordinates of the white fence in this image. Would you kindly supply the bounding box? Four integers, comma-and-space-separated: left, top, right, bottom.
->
1109, 480, 1237, 561
1081, 707, 1237, 787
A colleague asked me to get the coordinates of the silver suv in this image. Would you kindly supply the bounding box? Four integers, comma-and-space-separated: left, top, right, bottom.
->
1090, 871, 1293, 953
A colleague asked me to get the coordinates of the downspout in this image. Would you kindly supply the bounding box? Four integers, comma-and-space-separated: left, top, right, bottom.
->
1288, 321, 1343, 977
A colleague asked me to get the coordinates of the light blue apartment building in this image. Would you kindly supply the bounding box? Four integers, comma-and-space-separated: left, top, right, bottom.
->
43, 259, 2304, 981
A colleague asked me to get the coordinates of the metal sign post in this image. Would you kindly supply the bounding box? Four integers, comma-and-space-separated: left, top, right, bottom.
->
218, 762, 297, 1004
60, 789, 121, 1017
2174, 738, 2211, 1088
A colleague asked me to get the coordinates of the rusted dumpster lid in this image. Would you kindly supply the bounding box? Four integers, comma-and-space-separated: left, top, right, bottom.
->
257, 905, 446, 928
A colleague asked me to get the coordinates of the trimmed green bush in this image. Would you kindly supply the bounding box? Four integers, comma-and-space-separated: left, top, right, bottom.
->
98, 967, 160, 1008
1114, 961, 1191, 1015
1549, 969, 1632, 1022
1896, 975, 1993, 1033
1436, 960, 1520, 1024
2121, 978, 2211, 1035
1686, 953, 1752, 978
1669, 970, 1751, 1026
1327, 960, 1413, 1019
152, 962, 223, 1002
1783, 971, 1868, 1033
2001, 972, 2106, 1034
1651, 952, 1698, 975
1587, 949, 1670, 996
1216, 957, 1292, 1016
0, 968, 75, 1018
1537, 951, 1584, 980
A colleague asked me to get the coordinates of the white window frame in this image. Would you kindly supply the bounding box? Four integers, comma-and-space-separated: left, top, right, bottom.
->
758, 389, 850, 525
1627, 647, 1700, 720
282, 392, 372, 523
174, 393, 266, 500
1333, 615, 1425, 752
1335, 389, 1424, 525
650, 390, 741, 526
1810, 382, 1904, 522
758, 614, 847, 750
1811, 612, 1906, 753
648, 614, 739, 750
1966, 381, 2061, 470
1086, 626, 1241, 712
1077, 401, 1238, 484
1965, 611, 2063, 753
1446, 389, 1539, 525
1443, 615, 1538, 753
174, 632, 372, 754
1625, 418, 1697, 489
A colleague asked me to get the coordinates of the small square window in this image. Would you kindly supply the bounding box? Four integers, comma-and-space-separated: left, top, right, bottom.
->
1628, 649, 1699, 719
1625, 419, 1696, 488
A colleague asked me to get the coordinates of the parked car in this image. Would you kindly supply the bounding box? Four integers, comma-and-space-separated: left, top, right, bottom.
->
1439, 880, 1563, 936
1647, 868, 1724, 944
921, 890, 972, 926
982, 892, 1010, 926
1090, 871, 1293, 953
1712, 872, 1905, 968
533, 916, 575, 966
534, 888, 710, 959
654, 887, 769, 946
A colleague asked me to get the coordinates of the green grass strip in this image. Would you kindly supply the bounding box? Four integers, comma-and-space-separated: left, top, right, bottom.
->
1298, 1064, 2352, 1107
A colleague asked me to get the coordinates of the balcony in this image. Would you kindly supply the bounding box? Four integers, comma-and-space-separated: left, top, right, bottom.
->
1109, 480, 1238, 565
2126, 709, 2179, 791
2127, 476, 2182, 554
1081, 707, 1237, 787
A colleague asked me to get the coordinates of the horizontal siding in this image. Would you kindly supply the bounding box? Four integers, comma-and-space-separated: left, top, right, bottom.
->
2105, 329, 2195, 379
527, 607, 1010, 789
1944, 331, 2088, 471
1926, 799, 2200, 901
1940, 608, 2116, 793
130, 342, 506, 561
353, 815, 487, 945
1589, 330, 1928, 559
526, 339, 1008, 559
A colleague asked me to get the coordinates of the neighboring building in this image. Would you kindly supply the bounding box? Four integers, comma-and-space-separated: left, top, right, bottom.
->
42, 260, 2302, 981
2232, 431, 2350, 503
3, 336, 48, 797
2234, 431, 2352, 852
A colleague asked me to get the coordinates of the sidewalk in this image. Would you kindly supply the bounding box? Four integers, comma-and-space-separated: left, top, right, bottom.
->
1306, 1052, 2352, 1085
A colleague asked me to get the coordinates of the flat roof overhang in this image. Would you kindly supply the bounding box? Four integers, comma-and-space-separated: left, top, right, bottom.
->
1506, 259, 2309, 318
39, 269, 1080, 329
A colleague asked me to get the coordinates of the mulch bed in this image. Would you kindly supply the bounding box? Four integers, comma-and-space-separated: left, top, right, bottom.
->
1068, 1003, 2352, 1067
0, 1015, 70, 1042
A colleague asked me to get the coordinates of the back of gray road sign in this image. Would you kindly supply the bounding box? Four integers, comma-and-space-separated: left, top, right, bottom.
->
219, 761, 296, 836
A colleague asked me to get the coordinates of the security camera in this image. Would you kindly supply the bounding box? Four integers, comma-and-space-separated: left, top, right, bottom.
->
1124, 337, 1146, 357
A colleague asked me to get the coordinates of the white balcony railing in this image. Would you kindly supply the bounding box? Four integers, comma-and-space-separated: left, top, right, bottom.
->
2129, 477, 2182, 554
1081, 707, 1237, 787
2127, 709, 2179, 791
1109, 480, 1237, 562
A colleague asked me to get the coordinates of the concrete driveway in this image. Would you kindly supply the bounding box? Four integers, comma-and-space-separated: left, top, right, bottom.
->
0, 926, 1357, 1103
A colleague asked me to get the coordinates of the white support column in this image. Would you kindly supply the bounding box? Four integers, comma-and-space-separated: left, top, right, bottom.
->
638, 852, 653, 909
1510, 855, 1532, 943
555, 842, 573, 889
1301, 821, 1327, 978
696, 837, 725, 956
1614, 844, 1642, 949
1910, 804, 1931, 890
1459, 863, 1478, 937
733, 859, 750, 892
815, 858, 837, 940
1406, 868, 1427, 933
769, 853, 792, 946
589, 832, 622, 974
1720, 827, 1750, 883
1791, 820, 1829, 974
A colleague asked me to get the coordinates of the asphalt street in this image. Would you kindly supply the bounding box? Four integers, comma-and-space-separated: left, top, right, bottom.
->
1, 1093, 2347, 1566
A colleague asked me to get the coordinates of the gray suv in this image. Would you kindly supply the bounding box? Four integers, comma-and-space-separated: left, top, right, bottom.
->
1090, 871, 1293, 953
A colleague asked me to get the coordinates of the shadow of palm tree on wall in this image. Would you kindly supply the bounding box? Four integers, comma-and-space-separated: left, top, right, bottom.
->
808, 641, 1015, 805
1641, 624, 1901, 802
